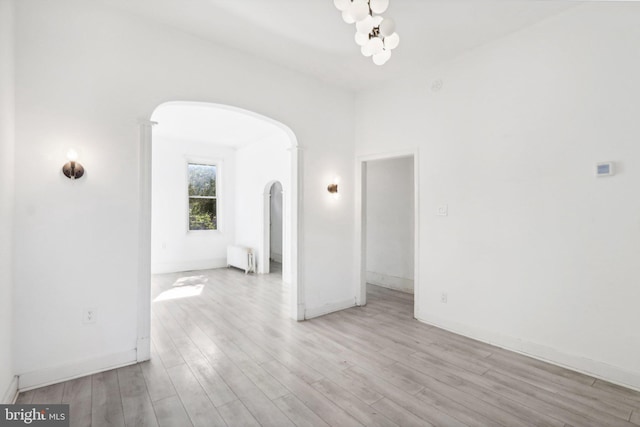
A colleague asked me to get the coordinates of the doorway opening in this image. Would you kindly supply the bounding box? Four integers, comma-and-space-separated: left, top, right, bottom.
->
136, 102, 302, 362
357, 150, 419, 318
263, 181, 283, 276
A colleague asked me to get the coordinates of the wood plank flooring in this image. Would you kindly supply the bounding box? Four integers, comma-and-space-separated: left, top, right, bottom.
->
16, 264, 640, 426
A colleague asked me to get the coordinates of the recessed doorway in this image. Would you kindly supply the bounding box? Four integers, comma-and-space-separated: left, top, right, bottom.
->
356, 150, 419, 318
264, 181, 283, 276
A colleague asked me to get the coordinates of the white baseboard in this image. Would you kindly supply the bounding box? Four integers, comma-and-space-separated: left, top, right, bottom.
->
366, 271, 414, 294
417, 313, 640, 392
18, 350, 137, 391
1, 375, 18, 404
151, 257, 227, 274
305, 298, 355, 320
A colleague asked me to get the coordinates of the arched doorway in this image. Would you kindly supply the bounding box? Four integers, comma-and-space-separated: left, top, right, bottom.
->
135, 102, 302, 362
263, 181, 283, 276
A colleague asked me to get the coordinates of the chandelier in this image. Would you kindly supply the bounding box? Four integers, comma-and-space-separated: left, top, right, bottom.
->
334, 0, 400, 65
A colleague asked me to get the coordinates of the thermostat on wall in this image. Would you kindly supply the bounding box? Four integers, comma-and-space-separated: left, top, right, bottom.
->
595, 162, 614, 177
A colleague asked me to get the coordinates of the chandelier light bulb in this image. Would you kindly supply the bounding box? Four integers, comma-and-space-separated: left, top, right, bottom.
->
370, 0, 390, 14
356, 15, 375, 34
334, 0, 350, 12
367, 37, 384, 55
342, 9, 356, 24
384, 32, 400, 50
373, 49, 391, 65
349, 0, 370, 22
355, 32, 369, 46
361, 43, 374, 57
372, 15, 384, 27
379, 18, 395, 37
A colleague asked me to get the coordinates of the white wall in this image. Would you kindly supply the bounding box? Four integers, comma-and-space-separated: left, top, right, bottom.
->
366, 157, 414, 294
270, 181, 284, 263
13, 0, 355, 389
356, 3, 640, 389
151, 136, 235, 274
0, 0, 16, 403
235, 133, 290, 278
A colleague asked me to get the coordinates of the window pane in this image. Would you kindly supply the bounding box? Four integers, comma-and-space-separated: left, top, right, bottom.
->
189, 198, 217, 230
188, 164, 216, 197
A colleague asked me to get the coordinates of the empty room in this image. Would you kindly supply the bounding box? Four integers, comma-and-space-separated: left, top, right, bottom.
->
1, 0, 639, 426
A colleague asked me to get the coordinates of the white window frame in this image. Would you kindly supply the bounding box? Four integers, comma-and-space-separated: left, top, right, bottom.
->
186, 158, 221, 233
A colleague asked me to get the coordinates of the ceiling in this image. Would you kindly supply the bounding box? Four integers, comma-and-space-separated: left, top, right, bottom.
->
100, 0, 579, 91
151, 102, 285, 148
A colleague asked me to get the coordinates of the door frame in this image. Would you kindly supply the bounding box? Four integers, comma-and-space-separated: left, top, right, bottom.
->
355, 148, 420, 318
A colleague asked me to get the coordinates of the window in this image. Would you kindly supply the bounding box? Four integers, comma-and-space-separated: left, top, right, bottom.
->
188, 163, 217, 231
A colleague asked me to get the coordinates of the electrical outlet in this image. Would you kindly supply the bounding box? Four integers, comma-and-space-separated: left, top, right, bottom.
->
83, 308, 97, 324
440, 293, 448, 304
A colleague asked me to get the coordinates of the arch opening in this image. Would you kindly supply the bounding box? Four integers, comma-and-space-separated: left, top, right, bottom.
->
263, 180, 284, 276
136, 101, 302, 361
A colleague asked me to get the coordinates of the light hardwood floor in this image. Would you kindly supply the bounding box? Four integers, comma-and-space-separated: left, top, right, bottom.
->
16, 264, 640, 427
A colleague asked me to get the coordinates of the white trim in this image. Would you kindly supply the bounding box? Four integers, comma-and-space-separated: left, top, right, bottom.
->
2, 376, 18, 404
0, 0, 15, 406
261, 186, 271, 274
137, 120, 154, 363
292, 146, 304, 320
355, 160, 367, 306
355, 148, 420, 318
305, 298, 356, 320
417, 313, 640, 392
18, 350, 137, 391
412, 150, 421, 319
151, 257, 228, 275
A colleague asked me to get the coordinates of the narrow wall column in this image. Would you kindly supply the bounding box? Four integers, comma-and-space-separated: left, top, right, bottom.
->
137, 120, 155, 362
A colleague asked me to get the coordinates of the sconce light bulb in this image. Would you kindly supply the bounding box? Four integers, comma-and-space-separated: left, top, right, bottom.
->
62, 149, 85, 179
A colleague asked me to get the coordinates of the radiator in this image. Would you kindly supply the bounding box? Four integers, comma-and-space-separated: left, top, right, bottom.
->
227, 245, 255, 274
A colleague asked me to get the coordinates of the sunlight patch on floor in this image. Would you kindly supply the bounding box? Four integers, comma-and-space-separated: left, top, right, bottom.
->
153, 275, 207, 302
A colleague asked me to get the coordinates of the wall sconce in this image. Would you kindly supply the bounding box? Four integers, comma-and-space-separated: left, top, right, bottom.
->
327, 177, 339, 195
62, 149, 85, 180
